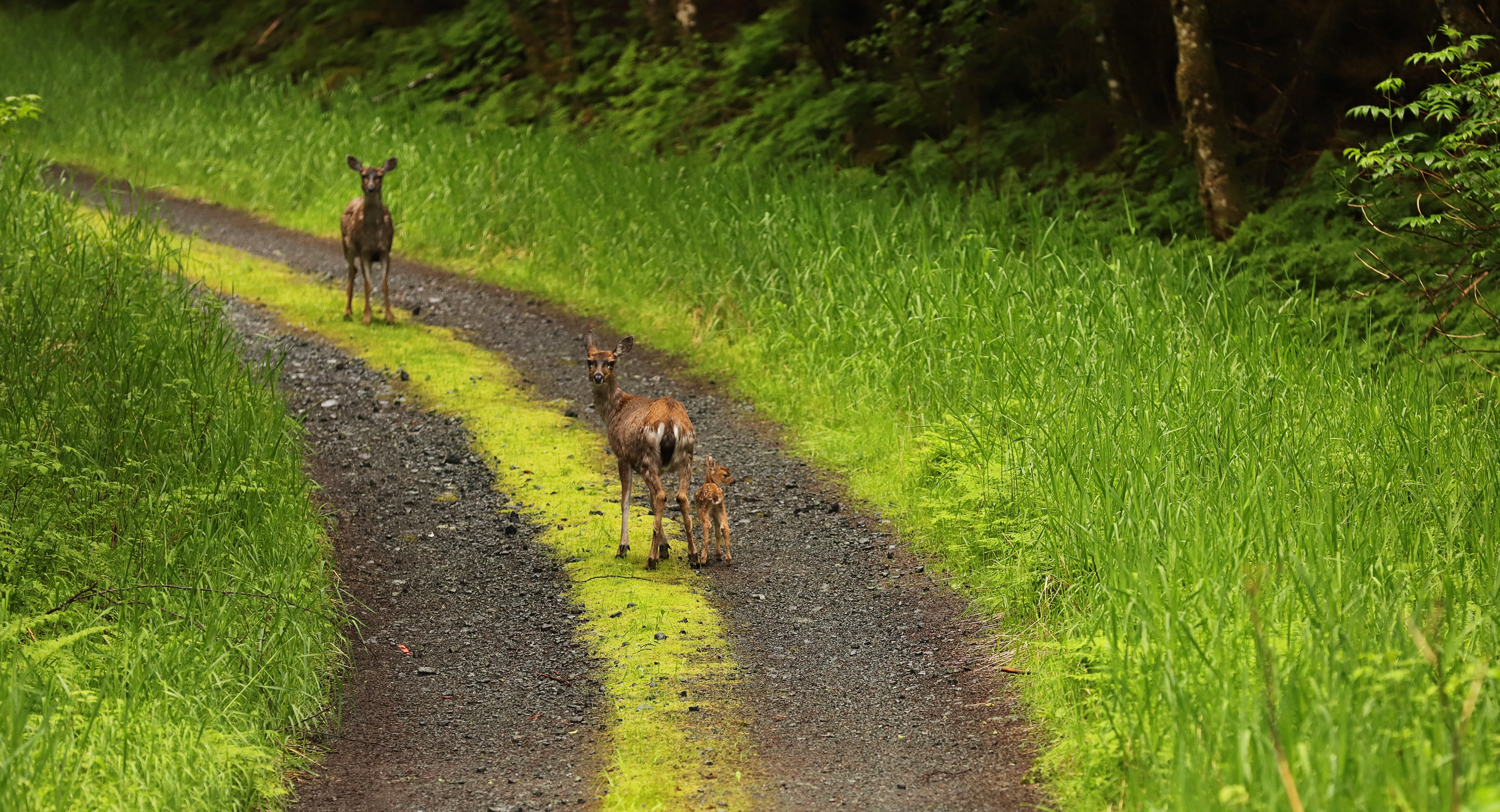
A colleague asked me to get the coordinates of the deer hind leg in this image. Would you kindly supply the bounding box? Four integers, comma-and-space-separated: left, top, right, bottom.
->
716, 504, 732, 565
344, 258, 358, 321
696, 502, 711, 569
676, 463, 699, 565
642, 467, 666, 570
380, 254, 393, 324
616, 460, 633, 559
360, 258, 374, 325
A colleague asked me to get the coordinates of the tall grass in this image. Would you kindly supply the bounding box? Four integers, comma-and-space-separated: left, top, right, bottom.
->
0, 149, 341, 809
5, 13, 1500, 809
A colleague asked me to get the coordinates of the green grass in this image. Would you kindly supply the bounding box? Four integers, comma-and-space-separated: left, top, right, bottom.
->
0, 157, 342, 808
6, 13, 1500, 811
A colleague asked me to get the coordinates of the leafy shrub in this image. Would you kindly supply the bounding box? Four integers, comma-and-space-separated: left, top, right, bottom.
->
1340, 29, 1500, 361
0, 94, 40, 133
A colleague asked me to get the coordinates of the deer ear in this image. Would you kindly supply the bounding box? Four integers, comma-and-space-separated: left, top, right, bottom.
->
615, 336, 634, 356
586, 330, 598, 352
382, 156, 398, 172
347, 155, 364, 172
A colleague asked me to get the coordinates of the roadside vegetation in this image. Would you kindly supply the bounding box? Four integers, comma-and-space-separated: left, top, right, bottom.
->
5, 9, 1500, 811
0, 146, 342, 807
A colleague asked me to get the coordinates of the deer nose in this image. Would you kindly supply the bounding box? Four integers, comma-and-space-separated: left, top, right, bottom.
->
591, 373, 604, 383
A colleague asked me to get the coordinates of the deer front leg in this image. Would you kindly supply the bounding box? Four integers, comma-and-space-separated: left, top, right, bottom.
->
344, 260, 358, 321
677, 464, 700, 565
380, 255, 394, 324
361, 259, 374, 325
642, 467, 666, 570
616, 460, 633, 559
716, 504, 732, 566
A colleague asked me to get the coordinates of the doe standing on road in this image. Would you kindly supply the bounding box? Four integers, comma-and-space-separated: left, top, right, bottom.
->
586, 331, 697, 570
341, 155, 397, 325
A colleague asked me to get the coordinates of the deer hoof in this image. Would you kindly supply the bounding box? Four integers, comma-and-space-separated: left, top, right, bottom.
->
645, 558, 659, 570
343, 312, 352, 322
615, 547, 629, 558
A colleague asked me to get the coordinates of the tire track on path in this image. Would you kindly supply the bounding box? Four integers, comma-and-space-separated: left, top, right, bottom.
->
225, 302, 606, 812
61, 167, 1040, 810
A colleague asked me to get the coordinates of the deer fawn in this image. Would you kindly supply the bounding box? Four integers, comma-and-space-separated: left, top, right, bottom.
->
586, 331, 696, 569
340, 155, 397, 325
694, 456, 734, 566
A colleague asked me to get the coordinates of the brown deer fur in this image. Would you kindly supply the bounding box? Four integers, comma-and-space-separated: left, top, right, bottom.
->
340, 155, 397, 325
694, 456, 734, 566
586, 331, 696, 569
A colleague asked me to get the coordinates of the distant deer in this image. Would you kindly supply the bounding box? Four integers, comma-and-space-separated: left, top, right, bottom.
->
586, 331, 696, 569
694, 456, 734, 566
340, 155, 397, 325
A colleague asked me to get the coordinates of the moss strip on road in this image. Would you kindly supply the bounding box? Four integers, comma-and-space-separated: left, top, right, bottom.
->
127, 216, 752, 811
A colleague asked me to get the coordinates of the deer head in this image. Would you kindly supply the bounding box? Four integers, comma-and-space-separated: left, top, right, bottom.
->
347, 155, 398, 195
585, 330, 633, 388
704, 456, 733, 486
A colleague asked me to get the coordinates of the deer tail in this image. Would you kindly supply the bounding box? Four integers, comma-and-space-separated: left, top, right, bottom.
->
659, 423, 677, 468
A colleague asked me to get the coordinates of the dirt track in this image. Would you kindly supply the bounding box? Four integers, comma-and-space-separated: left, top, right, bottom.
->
228, 302, 605, 811
59, 166, 1040, 811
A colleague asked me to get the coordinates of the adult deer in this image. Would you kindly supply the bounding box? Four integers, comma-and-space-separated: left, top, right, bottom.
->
586, 331, 696, 569
340, 155, 397, 325
694, 456, 734, 566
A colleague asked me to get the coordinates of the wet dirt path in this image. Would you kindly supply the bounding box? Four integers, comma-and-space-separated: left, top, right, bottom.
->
59, 167, 1041, 811
226, 302, 604, 812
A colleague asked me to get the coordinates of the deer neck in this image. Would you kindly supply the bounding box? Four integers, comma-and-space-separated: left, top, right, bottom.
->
592, 378, 630, 421
591, 378, 621, 420
361, 189, 384, 228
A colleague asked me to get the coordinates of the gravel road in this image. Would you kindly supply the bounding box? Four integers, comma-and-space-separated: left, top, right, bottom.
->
58, 166, 1041, 811
228, 301, 604, 812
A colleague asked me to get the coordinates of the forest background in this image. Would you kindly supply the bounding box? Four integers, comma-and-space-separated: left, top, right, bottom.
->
55, 0, 1500, 356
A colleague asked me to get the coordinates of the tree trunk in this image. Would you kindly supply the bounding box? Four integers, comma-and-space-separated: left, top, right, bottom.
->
1434, 0, 1497, 36
1082, 0, 1142, 133
508, 8, 559, 84
1170, 0, 1246, 240
675, 0, 697, 38
641, 0, 674, 49
553, 0, 577, 81
1252, 0, 1349, 139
